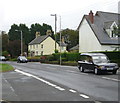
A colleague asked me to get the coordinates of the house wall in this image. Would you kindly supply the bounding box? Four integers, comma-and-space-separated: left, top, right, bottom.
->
28, 37, 61, 56
79, 18, 119, 52
79, 18, 101, 52
41, 36, 60, 55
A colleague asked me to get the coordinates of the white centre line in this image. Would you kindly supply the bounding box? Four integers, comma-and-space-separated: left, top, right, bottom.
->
102, 77, 120, 82
80, 94, 89, 99
65, 70, 77, 73
55, 86, 65, 91
69, 89, 77, 93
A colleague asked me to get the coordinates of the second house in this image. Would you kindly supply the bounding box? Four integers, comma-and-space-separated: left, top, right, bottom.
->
28, 31, 67, 56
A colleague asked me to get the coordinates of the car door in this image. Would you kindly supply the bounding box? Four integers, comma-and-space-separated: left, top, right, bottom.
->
84, 56, 94, 70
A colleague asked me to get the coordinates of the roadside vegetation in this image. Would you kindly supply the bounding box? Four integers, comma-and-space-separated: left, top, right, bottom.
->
0, 63, 14, 72
27, 51, 120, 66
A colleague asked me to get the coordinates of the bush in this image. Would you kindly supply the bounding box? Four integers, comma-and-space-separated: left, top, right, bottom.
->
10, 58, 17, 61
51, 52, 80, 61
27, 56, 41, 62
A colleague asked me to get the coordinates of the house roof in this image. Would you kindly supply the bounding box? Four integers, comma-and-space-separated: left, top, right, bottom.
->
58, 42, 67, 47
69, 44, 79, 51
29, 35, 67, 47
78, 11, 120, 45
29, 35, 49, 45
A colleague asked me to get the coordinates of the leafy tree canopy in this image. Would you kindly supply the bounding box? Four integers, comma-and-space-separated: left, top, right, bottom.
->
56, 28, 79, 50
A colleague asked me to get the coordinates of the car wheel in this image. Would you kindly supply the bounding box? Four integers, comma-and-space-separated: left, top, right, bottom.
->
112, 70, 117, 74
94, 68, 100, 75
80, 66, 84, 72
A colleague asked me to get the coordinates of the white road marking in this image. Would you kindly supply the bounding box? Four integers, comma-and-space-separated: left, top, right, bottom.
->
46, 67, 56, 69
10, 87, 15, 92
80, 73, 89, 75
15, 69, 65, 91
42, 63, 76, 69
80, 94, 89, 99
15, 69, 33, 77
55, 86, 65, 91
3, 78, 18, 97
69, 89, 77, 93
65, 70, 77, 73
102, 77, 120, 82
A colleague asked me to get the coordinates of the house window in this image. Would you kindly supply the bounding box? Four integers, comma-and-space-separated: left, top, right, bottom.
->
41, 44, 43, 48
41, 51, 43, 55
33, 45, 35, 49
36, 51, 38, 55
111, 30, 118, 38
36, 44, 38, 48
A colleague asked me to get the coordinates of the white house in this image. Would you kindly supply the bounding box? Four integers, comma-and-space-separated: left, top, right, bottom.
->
28, 32, 67, 56
78, 11, 120, 53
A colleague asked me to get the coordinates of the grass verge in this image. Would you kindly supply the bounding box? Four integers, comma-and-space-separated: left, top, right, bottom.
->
0, 63, 14, 72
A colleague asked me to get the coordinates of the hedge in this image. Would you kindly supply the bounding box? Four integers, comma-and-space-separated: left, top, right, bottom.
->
52, 52, 80, 61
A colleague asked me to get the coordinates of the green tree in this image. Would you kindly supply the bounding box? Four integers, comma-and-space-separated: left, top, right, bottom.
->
30, 23, 54, 40
1, 33, 9, 51
8, 40, 21, 57
8, 24, 20, 41
56, 28, 79, 50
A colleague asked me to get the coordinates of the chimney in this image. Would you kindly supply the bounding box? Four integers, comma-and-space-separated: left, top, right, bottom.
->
89, 10, 94, 24
35, 32, 40, 38
46, 30, 52, 36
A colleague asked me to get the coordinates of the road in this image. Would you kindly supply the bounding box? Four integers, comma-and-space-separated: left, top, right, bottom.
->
1, 61, 120, 102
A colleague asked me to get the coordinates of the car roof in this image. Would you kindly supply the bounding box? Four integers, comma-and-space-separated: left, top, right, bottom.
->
80, 53, 106, 56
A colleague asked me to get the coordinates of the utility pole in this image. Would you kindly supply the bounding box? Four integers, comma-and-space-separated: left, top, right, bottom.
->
15, 30, 23, 55
51, 14, 57, 51
59, 16, 62, 65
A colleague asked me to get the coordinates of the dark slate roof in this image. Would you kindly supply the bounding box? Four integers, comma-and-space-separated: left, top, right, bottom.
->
69, 44, 79, 51
58, 42, 67, 47
104, 21, 114, 29
78, 11, 120, 45
29, 35, 49, 45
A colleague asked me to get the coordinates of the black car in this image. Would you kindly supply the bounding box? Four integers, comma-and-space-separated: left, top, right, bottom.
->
78, 53, 119, 74
17, 56, 28, 63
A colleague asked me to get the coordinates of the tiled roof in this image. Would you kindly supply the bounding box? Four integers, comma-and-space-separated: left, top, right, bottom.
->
29, 35, 49, 45
78, 11, 120, 45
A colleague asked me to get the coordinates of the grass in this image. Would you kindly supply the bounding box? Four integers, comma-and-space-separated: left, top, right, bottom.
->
0, 63, 14, 72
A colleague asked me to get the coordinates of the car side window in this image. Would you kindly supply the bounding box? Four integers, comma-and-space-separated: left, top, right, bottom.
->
80, 55, 86, 61
80, 55, 93, 63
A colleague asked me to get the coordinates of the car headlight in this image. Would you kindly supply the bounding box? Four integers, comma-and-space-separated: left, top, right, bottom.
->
98, 66, 105, 69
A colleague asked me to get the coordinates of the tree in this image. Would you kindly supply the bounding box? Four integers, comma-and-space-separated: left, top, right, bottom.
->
8, 23, 54, 57
1, 33, 9, 51
8, 40, 21, 57
56, 28, 79, 50
8, 24, 20, 41
30, 23, 54, 40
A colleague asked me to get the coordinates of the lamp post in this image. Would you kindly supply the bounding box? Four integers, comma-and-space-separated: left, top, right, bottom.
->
50, 14, 57, 51
15, 30, 23, 55
59, 16, 62, 65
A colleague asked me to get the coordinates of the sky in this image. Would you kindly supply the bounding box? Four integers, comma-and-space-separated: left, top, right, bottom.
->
0, 0, 119, 33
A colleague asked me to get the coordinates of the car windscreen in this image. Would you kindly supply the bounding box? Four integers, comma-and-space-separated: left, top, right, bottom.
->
0, 56, 5, 59
20, 56, 27, 59
92, 55, 108, 63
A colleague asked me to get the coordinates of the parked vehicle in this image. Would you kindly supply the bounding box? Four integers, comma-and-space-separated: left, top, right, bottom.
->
0, 56, 6, 61
17, 56, 28, 63
78, 53, 119, 74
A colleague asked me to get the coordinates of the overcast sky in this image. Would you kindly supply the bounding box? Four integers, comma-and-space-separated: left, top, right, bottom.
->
0, 0, 119, 33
